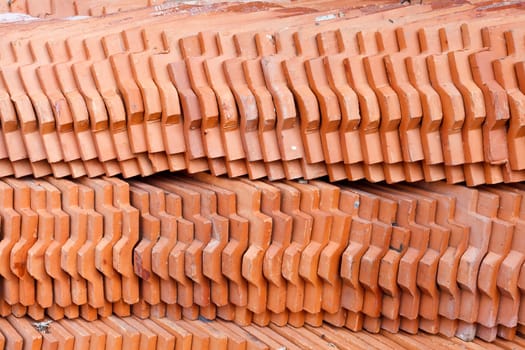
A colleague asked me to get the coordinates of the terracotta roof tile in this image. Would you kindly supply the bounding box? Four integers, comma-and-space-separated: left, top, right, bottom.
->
2, 0, 525, 348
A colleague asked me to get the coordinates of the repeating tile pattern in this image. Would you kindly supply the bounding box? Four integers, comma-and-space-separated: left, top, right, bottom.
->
0, 1, 522, 184
0, 315, 522, 350
0, 175, 523, 344
3, 0, 525, 348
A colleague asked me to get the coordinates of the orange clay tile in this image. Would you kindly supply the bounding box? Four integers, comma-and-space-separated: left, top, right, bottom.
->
417, 182, 492, 341
90, 48, 141, 178
494, 29, 525, 172
241, 179, 292, 325
379, 223, 410, 334
269, 181, 311, 327
8, 316, 42, 350
51, 38, 105, 178
193, 173, 272, 324
426, 45, 466, 184
102, 316, 141, 350
153, 317, 193, 350
361, 30, 407, 184
284, 181, 331, 326
190, 178, 250, 323
0, 3, 525, 348
78, 178, 123, 305
36, 62, 85, 178
489, 186, 525, 336
7, 178, 39, 314
1, 45, 48, 169
130, 181, 178, 306
72, 37, 119, 172
281, 35, 326, 170
19, 39, 69, 177
233, 30, 283, 176
311, 181, 350, 322
476, 189, 514, 342
381, 26, 424, 168
104, 34, 153, 171
181, 35, 228, 176
161, 189, 198, 319
475, 24, 520, 166
176, 177, 231, 313
202, 32, 248, 178
338, 187, 372, 331
223, 57, 267, 179
341, 29, 386, 182
128, 28, 171, 172
129, 184, 162, 314
25, 180, 54, 311
0, 180, 21, 311
357, 188, 396, 333
394, 185, 450, 334
317, 31, 365, 181
360, 184, 428, 334
146, 177, 213, 317
258, 35, 304, 180
70, 182, 105, 313
168, 60, 210, 174
102, 177, 140, 308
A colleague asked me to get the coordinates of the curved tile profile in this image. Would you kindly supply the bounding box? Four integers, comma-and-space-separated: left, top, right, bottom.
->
1, 0, 525, 348
0, 173, 522, 344
0, 0, 521, 183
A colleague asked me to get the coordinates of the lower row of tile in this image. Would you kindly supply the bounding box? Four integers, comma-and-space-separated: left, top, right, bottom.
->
0, 174, 524, 343
1, 315, 524, 350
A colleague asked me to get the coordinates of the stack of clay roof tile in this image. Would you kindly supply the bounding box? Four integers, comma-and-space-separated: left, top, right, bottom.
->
0, 0, 163, 18
0, 175, 525, 345
4, 0, 525, 348
0, 0, 523, 185
3, 315, 525, 350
